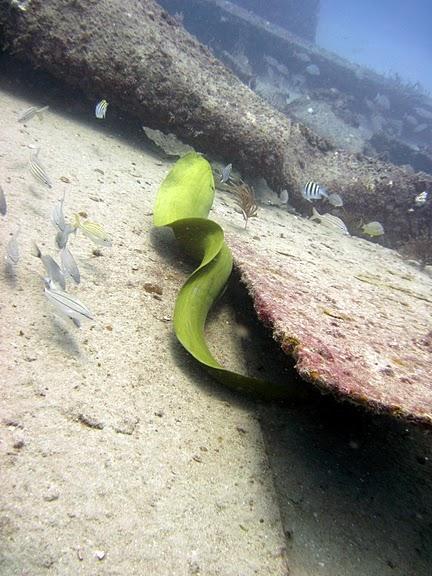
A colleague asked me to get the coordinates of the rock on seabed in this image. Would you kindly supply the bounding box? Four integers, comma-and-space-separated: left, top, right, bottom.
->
223, 207, 432, 426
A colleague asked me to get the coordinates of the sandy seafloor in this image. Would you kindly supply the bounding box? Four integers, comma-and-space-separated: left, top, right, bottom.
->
0, 66, 431, 576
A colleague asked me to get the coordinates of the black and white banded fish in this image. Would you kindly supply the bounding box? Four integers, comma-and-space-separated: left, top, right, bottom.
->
302, 181, 328, 202
32, 243, 66, 290
17, 105, 49, 123
0, 185, 7, 216
44, 279, 93, 325
29, 149, 52, 188
60, 246, 80, 284
5, 227, 20, 265
220, 163, 232, 183
95, 99, 108, 119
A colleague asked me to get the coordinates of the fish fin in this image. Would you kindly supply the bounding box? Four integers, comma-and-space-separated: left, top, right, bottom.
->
72, 213, 81, 230
311, 207, 321, 220
31, 241, 42, 258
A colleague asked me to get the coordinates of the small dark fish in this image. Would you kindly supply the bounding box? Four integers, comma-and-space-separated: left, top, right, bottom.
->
220, 163, 232, 184
33, 243, 66, 290
95, 99, 108, 119
17, 105, 49, 123
0, 185, 7, 216
29, 149, 52, 188
60, 246, 80, 284
302, 181, 328, 201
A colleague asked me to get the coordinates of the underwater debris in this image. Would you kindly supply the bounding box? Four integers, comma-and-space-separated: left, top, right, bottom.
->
229, 180, 258, 229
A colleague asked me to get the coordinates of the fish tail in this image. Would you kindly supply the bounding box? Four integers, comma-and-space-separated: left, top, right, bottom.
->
72, 213, 81, 230
31, 241, 42, 259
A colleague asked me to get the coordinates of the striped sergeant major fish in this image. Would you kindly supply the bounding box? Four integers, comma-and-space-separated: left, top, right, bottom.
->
95, 99, 108, 119
29, 148, 52, 188
302, 181, 328, 202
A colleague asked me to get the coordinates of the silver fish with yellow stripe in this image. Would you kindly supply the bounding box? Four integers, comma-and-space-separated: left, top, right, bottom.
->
73, 213, 112, 247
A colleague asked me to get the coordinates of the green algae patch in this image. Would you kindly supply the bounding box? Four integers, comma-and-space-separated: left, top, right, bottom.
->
153, 152, 289, 399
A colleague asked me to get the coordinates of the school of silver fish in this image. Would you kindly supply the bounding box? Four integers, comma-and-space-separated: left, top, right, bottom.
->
2, 101, 115, 327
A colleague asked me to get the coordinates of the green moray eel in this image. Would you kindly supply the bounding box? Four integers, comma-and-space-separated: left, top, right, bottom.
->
153, 152, 289, 399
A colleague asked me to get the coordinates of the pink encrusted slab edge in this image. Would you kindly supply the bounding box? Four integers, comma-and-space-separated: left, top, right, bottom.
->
228, 234, 432, 427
